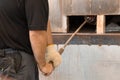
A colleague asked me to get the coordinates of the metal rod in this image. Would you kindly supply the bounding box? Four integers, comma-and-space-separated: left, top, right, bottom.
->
58, 20, 87, 54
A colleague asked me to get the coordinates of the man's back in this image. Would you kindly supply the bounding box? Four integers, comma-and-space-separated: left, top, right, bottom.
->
0, 0, 32, 54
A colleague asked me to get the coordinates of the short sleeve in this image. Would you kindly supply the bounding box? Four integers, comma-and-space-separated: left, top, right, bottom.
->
25, 0, 49, 30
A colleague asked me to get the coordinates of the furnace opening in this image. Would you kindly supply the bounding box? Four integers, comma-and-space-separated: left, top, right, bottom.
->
68, 15, 120, 33
67, 16, 96, 33
106, 15, 120, 33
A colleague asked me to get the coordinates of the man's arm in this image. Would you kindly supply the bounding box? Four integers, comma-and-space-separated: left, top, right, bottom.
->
29, 31, 47, 68
29, 30, 53, 75
47, 20, 53, 45
46, 21, 62, 67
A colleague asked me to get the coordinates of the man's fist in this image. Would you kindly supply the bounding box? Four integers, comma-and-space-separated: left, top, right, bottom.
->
45, 44, 62, 67
39, 63, 54, 76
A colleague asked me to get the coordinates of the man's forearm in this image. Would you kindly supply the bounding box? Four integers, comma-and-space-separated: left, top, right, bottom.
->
29, 31, 47, 68
47, 20, 53, 45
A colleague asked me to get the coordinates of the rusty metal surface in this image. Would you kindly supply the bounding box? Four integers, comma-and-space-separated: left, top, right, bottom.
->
72, 0, 91, 15
63, 0, 90, 15
62, 0, 120, 15
53, 33, 120, 45
63, 0, 72, 15
91, 0, 119, 15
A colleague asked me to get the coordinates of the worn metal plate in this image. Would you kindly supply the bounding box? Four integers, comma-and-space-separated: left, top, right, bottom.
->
63, 0, 90, 15
63, 0, 72, 15
39, 45, 120, 80
49, 0, 63, 32
63, 0, 120, 15
91, 0, 119, 15
53, 33, 120, 45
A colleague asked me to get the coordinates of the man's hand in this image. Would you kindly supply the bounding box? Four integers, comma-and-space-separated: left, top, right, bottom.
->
38, 63, 54, 76
45, 44, 62, 68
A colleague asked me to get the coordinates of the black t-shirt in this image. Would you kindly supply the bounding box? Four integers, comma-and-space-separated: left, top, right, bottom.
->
0, 0, 49, 54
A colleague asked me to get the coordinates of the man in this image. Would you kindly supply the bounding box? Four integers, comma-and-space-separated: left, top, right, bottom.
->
0, 0, 61, 80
